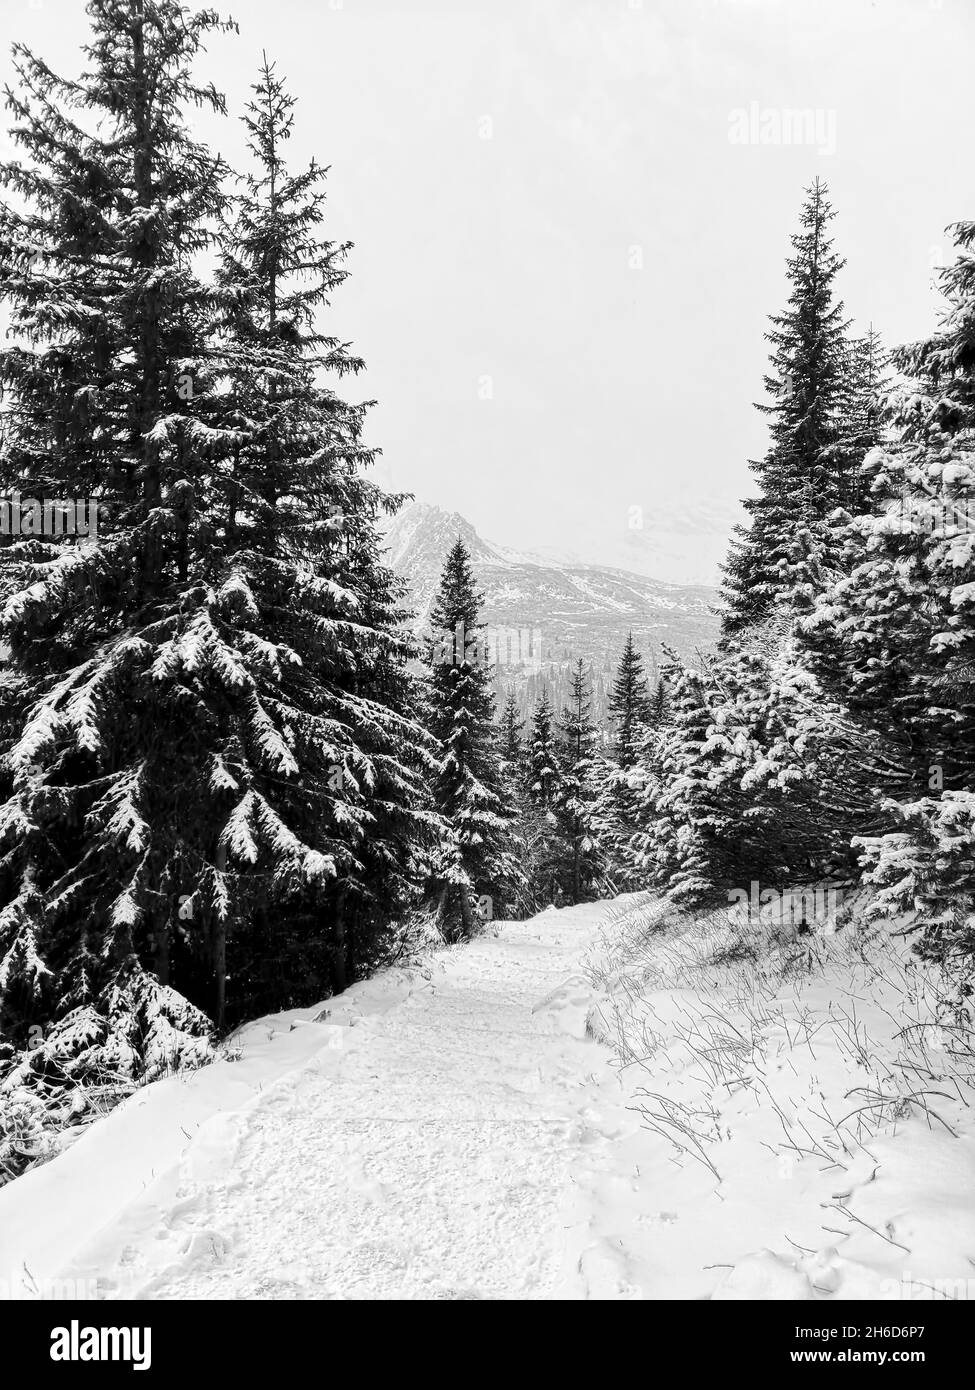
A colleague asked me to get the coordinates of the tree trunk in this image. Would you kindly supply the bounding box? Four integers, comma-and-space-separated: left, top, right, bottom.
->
459, 888, 475, 939
153, 912, 170, 987
213, 917, 226, 1033
213, 843, 228, 1031
345, 902, 358, 985
331, 888, 347, 994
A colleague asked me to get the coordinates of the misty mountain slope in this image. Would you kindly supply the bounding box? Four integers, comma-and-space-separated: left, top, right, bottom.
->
381, 501, 720, 679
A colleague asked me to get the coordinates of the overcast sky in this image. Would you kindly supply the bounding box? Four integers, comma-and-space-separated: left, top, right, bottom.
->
2, 0, 974, 583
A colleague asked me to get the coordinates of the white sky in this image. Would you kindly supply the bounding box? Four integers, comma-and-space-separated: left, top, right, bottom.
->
2, 0, 974, 582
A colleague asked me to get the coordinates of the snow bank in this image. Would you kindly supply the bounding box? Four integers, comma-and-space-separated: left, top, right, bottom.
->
0, 970, 418, 1298
570, 893, 975, 1300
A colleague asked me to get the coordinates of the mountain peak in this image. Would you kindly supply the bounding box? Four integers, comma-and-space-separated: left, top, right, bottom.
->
381, 500, 504, 574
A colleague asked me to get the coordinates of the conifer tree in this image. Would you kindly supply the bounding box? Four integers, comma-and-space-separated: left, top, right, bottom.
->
424, 540, 518, 939
650, 676, 668, 727
594, 637, 651, 889
0, 0, 238, 1075
631, 655, 722, 903
801, 216, 975, 973
527, 691, 560, 811
774, 326, 892, 624
898, 217, 975, 436
629, 639, 883, 907
803, 216, 975, 798
205, 55, 438, 1007
839, 326, 890, 514
525, 689, 562, 903
496, 687, 551, 919
721, 180, 852, 636
498, 690, 525, 789
608, 634, 650, 768
554, 661, 604, 903
0, 5, 437, 1095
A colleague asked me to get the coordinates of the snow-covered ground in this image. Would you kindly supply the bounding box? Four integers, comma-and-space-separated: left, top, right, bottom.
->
0, 900, 629, 1300
1, 893, 973, 1300
581, 896, 975, 1300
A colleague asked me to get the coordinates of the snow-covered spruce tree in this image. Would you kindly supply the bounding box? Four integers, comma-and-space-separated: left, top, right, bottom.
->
210, 57, 439, 1007
649, 675, 667, 727
629, 653, 723, 904
594, 635, 651, 890
803, 217, 975, 975
721, 180, 853, 638
839, 327, 890, 515
494, 687, 540, 918
608, 633, 650, 767
0, 0, 237, 1085
804, 219, 975, 797
525, 689, 562, 905
424, 539, 519, 940
498, 689, 525, 791
630, 639, 888, 908
773, 327, 893, 627
527, 690, 560, 809
0, 2, 437, 1117
553, 660, 604, 904
855, 794, 975, 1009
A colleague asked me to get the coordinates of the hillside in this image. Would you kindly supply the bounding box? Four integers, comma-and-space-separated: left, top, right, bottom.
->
381, 501, 720, 694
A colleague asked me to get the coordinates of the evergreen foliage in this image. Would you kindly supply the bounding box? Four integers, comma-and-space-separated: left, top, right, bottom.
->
0, 4, 437, 1122
424, 539, 519, 939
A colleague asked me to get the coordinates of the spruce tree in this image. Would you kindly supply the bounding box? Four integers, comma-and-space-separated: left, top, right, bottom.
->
721, 180, 852, 636
554, 661, 604, 903
629, 638, 881, 907
774, 326, 892, 624
498, 689, 525, 788
898, 217, 975, 435
497, 687, 551, 919
801, 216, 975, 976
839, 326, 889, 514
594, 637, 651, 890
803, 216, 975, 799
207, 55, 439, 1007
0, 0, 237, 1075
525, 689, 561, 903
527, 691, 560, 811
631, 655, 722, 903
424, 540, 518, 939
608, 633, 650, 768
650, 676, 668, 727
0, 4, 436, 1098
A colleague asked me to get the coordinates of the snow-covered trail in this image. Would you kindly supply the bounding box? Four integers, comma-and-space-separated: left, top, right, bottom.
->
44, 902, 631, 1301
11, 895, 967, 1303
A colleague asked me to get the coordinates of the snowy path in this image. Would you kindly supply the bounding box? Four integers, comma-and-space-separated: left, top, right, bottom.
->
47, 902, 631, 1301
9, 895, 967, 1303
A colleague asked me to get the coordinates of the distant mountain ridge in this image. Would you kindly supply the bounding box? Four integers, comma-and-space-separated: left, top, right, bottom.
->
380, 502, 720, 692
